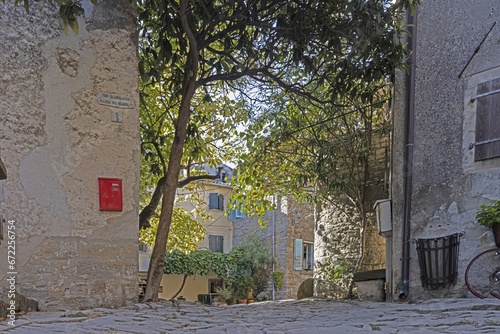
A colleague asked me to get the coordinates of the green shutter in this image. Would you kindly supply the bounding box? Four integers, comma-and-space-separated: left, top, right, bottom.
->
293, 238, 303, 270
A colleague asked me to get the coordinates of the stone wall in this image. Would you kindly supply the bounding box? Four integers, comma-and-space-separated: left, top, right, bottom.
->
0, 1, 140, 310
232, 197, 314, 300
314, 135, 389, 299
391, 1, 500, 300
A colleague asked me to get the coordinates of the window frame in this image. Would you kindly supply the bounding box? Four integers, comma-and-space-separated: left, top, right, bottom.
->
208, 234, 224, 253
462, 67, 500, 173
303, 241, 314, 271
208, 192, 224, 211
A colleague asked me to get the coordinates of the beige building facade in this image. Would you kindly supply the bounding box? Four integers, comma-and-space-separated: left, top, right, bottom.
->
0, 1, 140, 310
139, 164, 234, 302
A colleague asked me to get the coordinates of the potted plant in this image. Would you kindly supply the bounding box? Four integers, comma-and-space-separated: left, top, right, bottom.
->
214, 287, 232, 307
476, 199, 500, 247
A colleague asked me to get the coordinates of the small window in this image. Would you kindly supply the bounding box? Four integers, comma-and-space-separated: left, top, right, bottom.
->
473, 78, 500, 161
208, 234, 224, 253
293, 239, 314, 271
209, 279, 223, 293
139, 242, 149, 252
208, 193, 224, 210
303, 242, 314, 271
235, 207, 242, 218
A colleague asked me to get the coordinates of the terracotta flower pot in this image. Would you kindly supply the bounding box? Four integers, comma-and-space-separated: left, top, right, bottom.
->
237, 299, 247, 304
492, 223, 500, 247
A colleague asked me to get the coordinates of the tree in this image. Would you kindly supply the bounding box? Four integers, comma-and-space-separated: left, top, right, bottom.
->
232, 73, 394, 298
137, 0, 416, 301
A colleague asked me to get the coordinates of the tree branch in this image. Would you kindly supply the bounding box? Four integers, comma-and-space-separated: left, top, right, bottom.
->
139, 176, 166, 229
178, 167, 222, 188
139, 167, 223, 229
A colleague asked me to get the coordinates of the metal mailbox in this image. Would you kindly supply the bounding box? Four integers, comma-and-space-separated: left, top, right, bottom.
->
98, 177, 123, 211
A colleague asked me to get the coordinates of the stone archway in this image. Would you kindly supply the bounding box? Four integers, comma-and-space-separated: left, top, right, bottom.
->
297, 278, 314, 299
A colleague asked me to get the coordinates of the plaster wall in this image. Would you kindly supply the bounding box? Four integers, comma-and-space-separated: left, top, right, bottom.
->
0, 1, 140, 310
391, 1, 500, 300
158, 273, 219, 302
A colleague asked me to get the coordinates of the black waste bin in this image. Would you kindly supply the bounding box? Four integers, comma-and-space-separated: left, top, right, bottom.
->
415, 232, 462, 290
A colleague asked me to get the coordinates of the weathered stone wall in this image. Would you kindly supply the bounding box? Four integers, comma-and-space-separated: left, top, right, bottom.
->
314, 135, 389, 299
392, 1, 500, 300
0, 1, 140, 310
232, 197, 314, 300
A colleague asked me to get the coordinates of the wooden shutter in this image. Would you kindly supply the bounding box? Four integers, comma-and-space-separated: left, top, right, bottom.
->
208, 193, 218, 209
218, 194, 224, 210
293, 238, 303, 270
475, 78, 500, 161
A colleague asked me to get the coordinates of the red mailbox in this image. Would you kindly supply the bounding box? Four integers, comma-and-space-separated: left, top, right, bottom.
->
98, 177, 123, 211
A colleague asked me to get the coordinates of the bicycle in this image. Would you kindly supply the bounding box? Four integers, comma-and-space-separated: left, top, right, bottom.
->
465, 248, 500, 299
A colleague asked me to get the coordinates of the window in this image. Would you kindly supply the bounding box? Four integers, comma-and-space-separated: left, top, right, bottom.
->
472, 78, 500, 161
208, 279, 223, 293
293, 239, 314, 271
303, 242, 314, 271
208, 234, 224, 253
208, 193, 224, 210
138, 242, 148, 252
235, 207, 242, 218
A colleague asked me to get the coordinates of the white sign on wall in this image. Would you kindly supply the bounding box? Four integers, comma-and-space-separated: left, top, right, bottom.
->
98, 92, 134, 109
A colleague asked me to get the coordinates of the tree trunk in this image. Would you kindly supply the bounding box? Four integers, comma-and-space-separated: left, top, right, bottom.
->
170, 275, 188, 301
143, 0, 199, 302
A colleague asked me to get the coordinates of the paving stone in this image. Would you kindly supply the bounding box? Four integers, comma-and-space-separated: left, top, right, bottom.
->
1, 298, 500, 333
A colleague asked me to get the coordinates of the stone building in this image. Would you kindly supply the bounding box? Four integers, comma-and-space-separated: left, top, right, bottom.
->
232, 197, 315, 300
391, 1, 500, 300
0, 1, 140, 310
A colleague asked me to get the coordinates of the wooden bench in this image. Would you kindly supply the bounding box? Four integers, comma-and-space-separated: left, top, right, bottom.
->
352, 269, 386, 301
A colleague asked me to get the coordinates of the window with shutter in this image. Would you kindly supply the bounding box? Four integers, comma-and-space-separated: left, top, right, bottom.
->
208, 193, 224, 210
474, 78, 500, 161
208, 235, 224, 253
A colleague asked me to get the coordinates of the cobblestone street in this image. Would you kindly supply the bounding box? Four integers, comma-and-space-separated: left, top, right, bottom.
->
1, 298, 500, 333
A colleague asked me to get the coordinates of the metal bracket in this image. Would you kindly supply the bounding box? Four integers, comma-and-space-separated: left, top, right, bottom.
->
470, 88, 500, 102
469, 137, 500, 149
0, 216, 3, 244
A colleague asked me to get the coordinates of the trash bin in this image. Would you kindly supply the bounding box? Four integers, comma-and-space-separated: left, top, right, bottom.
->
414, 232, 462, 290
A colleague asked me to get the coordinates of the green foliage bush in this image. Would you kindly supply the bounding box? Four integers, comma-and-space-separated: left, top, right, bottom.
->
271, 270, 284, 290
477, 200, 500, 228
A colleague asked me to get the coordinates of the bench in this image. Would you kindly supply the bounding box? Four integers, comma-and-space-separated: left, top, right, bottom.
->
352, 269, 386, 302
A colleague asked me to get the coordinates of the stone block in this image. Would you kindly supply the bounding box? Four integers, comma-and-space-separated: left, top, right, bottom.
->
80, 241, 119, 258
355, 279, 385, 302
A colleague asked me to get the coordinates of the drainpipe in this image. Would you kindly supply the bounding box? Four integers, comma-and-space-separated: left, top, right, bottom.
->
272, 195, 276, 301
399, 9, 418, 300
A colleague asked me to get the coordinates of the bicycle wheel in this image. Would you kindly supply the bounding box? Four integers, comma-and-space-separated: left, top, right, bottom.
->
465, 249, 500, 299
